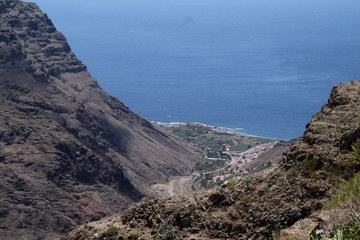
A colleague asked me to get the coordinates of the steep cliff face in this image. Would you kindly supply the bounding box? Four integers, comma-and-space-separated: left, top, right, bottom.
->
0, 1, 201, 239
283, 81, 360, 172
59, 81, 360, 240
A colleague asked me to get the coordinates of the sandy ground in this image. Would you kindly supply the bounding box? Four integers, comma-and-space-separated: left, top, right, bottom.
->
151, 176, 194, 197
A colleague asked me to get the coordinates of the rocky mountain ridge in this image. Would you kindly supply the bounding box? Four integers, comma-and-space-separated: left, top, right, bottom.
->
60, 80, 360, 239
0, 1, 202, 239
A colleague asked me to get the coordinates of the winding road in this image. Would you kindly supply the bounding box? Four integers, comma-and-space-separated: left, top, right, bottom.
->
151, 142, 278, 196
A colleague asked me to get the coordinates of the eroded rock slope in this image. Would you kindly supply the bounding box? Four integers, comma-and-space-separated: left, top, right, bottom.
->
60, 81, 360, 239
0, 1, 201, 239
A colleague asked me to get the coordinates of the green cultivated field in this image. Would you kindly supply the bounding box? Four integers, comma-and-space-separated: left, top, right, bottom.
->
159, 123, 276, 171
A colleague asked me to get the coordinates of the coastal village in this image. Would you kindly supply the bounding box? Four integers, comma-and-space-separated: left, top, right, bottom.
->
195, 141, 278, 189
158, 122, 279, 189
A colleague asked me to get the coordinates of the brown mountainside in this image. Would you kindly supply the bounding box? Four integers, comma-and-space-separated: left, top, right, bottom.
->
60, 81, 360, 239
0, 1, 201, 239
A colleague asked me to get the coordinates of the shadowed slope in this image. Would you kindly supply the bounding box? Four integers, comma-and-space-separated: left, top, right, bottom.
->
0, 1, 201, 239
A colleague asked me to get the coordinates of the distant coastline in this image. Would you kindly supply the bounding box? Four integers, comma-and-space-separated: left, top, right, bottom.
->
154, 121, 281, 140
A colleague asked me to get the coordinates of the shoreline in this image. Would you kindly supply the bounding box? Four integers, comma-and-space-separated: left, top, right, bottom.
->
154, 121, 281, 140
153, 121, 292, 192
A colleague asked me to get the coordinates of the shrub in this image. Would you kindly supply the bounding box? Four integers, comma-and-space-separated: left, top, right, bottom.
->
128, 230, 142, 240
301, 158, 322, 171
158, 222, 179, 240
106, 226, 119, 235
323, 172, 360, 210
342, 225, 360, 239
310, 229, 319, 240
271, 224, 281, 240
346, 142, 360, 171
226, 178, 236, 190
314, 226, 360, 240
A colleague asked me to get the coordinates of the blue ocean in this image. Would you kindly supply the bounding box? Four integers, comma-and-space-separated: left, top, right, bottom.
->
31, 0, 360, 139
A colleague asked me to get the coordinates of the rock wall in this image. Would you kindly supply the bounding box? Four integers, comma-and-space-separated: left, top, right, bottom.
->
0, 1, 201, 239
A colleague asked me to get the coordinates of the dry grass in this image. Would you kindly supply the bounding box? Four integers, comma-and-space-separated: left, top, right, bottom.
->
323, 172, 360, 210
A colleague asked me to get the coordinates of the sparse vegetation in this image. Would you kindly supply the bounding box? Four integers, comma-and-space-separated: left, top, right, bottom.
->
311, 225, 360, 240
271, 224, 281, 240
106, 226, 119, 235
323, 173, 360, 210
346, 142, 360, 171
158, 222, 180, 240
301, 158, 322, 171
159, 123, 275, 160
128, 230, 142, 240
310, 229, 320, 240
194, 159, 225, 171
229, 143, 251, 151
226, 178, 237, 190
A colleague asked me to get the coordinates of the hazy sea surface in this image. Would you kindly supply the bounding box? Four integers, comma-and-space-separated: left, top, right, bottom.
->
31, 0, 360, 139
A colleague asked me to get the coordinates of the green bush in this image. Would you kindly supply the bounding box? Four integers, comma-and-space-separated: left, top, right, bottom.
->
271, 224, 281, 240
347, 142, 360, 171
158, 222, 179, 240
128, 230, 142, 240
311, 225, 360, 240
343, 225, 360, 239
106, 226, 119, 235
193, 159, 225, 171
323, 173, 360, 210
301, 158, 322, 171
226, 178, 237, 190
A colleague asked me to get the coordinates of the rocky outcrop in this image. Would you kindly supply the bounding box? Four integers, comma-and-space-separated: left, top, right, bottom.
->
59, 80, 360, 240
0, 1, 202, 239
282, 80, 360, 175
59, 172, 330, 240
279, 198, 359, 240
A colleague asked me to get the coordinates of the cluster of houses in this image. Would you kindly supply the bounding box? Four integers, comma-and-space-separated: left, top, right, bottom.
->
158, 122, 278, 189
199, 142, 277, 188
